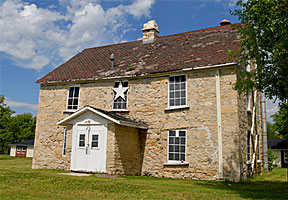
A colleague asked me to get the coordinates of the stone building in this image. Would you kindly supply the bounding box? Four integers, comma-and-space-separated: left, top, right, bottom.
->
33, 20, 265, 182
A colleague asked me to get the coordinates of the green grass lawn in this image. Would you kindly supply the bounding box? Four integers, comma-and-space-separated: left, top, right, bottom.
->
0, 155, 287, 200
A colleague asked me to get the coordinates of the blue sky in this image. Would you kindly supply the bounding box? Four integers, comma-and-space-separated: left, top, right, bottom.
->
0, 0, 278, 122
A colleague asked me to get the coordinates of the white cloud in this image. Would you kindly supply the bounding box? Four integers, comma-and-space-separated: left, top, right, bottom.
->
0, 0, 155, 70
5, 99, 38, 111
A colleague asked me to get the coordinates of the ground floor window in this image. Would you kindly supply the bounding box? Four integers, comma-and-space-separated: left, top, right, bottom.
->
63, 128, 67, 155
168, 129, 186, 162
17, 147, 21, 154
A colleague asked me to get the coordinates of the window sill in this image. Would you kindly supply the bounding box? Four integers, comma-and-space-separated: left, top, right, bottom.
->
63, 110, 76, 114
165, 106, 189, 111
257, 160, 262, 163
109, 109, 129, 113
163, 162, 189, 166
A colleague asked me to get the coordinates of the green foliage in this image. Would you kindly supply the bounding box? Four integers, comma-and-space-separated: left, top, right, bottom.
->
0, 95, 36, 154
268, 149, 278, 171
271, 102, 288, 139
231, 0, 288, 103
267, 122, 281, 139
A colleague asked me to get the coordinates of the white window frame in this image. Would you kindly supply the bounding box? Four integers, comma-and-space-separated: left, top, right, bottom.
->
62, 128, 67, 156
17, 147, 21, 154
247, 92, 252, 112
78, 133, 86, 148
91, 134, 99, 149
167, 129, 187, 163
112, 80, 129, 111
66, 84, 80, 111
247, 131, 251, 163
168, 74, 187, 109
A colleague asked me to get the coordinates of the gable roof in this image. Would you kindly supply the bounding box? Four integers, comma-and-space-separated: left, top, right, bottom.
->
37, 24, 240, 84
268, 138, 288, 150
9, 139, 34, 147
57, 106, 147, 129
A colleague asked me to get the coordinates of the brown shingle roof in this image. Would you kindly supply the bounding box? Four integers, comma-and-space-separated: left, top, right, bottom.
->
37, 24, 241, 84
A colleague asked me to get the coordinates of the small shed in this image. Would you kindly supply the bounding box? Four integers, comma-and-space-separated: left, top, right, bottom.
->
9, 139, 34, 158
268, 138, 288, 168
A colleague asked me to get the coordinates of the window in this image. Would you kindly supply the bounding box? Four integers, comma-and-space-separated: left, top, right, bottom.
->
91, 134, 99, 148
113, 81, 128, 110
79, 134, 85, 147
17, 147, 21, 154
169, 75, 187, 107
22, 147, 26, 154
247, 92, 251, 111
67, 86, 80, 110
247, 131, 251, 161
63, 128, 67, 155
168, 130, 186, 162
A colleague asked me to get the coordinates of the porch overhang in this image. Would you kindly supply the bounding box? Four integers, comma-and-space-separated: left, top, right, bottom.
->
57, 106, 148, 129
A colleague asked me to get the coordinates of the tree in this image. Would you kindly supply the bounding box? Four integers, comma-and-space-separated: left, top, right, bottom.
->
271, 102, 288, 139
0, 95, 15, 154
0, 95, 36, 154
231, 0, 288, 103
267, 122, 280, 139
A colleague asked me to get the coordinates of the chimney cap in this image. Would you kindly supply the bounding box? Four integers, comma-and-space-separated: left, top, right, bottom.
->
220, 19, 231, 26
142, 20, 159, 33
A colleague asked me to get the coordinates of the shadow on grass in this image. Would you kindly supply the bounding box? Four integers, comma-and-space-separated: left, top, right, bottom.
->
193, 177, 288, 199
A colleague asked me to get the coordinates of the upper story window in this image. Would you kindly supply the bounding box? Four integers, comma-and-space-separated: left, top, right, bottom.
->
169, 75, 187, 107
67, 86, 80, 110
168, 129, 186, 162
113, 81, 128, 110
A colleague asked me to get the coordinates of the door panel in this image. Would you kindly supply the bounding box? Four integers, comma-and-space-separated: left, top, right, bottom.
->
72, 124, 107, 172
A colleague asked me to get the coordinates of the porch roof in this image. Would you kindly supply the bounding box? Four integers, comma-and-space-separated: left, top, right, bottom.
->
57, 106, 148, 129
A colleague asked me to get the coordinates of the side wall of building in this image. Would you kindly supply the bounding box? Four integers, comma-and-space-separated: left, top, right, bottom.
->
10, 146, 16, 157
33, 66, 244, 181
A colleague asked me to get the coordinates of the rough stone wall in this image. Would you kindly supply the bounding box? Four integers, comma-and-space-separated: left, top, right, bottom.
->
33, 66, 246, 181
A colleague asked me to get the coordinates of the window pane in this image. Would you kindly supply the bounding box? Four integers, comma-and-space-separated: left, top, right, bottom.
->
180, 154, 185, 161
175, 76, 180, 82
169, 131, 176, 136
74, 87, 79, 97
80, 134, 85, 140
92, 135, 98, 140
175, 91, 180, 98
181, 82, 186, 89
169, 76, 174, 82
68, 99, 73, 105
179, 131, 186, 137
175, 99, 180, 106
123, 81, 128, 87
169, 145, 174, 152
175, 137, 179, 144
169, 153, 174, 160
169, 84, 174, 91
180, 75, 186, 82
114, 82, 120, 88
181, 98, 186, 105
92, 142, 98, 148
169, 137, 174, 144
170, 92, 174, 98
180, 138, 186, 145
175, 153, 180, 160
170, 100, 174, 106
73, 99, 78, 106
175, 84, 180, 90
180, 146, 185, 153
79, 141, 85, 147
69, 87, 74, 97
175, 145, 179, 152
180, 91, 186, 97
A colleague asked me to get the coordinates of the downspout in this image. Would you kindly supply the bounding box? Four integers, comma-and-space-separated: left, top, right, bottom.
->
261, 93, 268, 170
215, 69, 223, 179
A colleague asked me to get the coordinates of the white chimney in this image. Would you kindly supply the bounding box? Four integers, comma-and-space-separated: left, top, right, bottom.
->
142, 20, 160, 43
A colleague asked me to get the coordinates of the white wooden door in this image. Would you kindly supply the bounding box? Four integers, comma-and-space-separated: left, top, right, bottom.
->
72, 124, 107, 172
